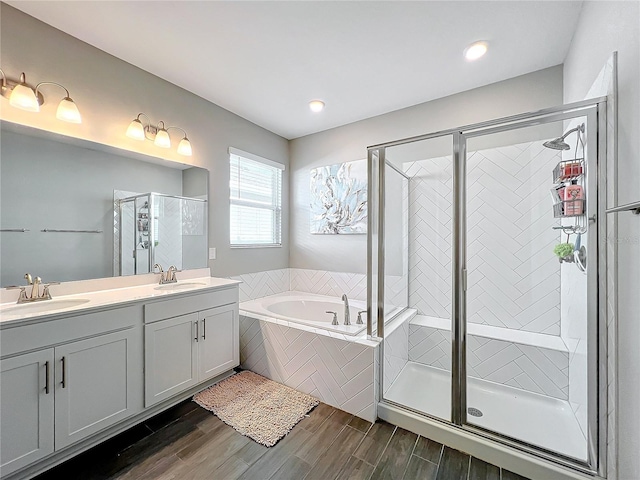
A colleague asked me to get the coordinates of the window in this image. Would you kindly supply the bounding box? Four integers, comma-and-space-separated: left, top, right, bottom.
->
229, 147, 283, 247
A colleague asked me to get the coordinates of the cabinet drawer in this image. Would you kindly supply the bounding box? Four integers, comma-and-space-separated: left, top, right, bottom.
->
144, 287, 238, 324
1, 306, 141, 359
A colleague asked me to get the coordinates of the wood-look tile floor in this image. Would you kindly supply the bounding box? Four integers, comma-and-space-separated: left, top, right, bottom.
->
35, 400, 531, 480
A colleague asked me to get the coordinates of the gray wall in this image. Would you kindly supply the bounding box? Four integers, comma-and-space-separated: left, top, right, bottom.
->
563, 2, 640, 478
0, 4, 289, 277
289, 66, 563, 273
0, 129, 183, 286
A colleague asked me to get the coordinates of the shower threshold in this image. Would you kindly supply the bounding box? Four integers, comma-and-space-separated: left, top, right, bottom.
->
384, 362, 587, 461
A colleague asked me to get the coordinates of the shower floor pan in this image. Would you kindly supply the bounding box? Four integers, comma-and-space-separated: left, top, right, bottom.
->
385, 362, 587, 461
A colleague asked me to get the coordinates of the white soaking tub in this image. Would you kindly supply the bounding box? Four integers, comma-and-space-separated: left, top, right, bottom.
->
240, 291, 368, 336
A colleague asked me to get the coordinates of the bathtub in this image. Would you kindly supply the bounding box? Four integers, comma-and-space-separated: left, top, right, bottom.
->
240, 291, 368, 336
239, 291, 414, 422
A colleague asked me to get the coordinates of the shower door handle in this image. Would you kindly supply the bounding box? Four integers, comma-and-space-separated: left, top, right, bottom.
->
462, 269, 467, 291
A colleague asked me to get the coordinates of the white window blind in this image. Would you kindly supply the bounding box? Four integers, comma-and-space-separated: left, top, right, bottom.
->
229, 149, 283, 247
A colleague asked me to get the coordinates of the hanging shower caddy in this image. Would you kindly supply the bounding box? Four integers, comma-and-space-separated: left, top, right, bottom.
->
551, 158, 586, 221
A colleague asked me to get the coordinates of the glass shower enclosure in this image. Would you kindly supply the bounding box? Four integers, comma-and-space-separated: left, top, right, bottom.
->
368, 98, 608, 475
116, 192, 207, 275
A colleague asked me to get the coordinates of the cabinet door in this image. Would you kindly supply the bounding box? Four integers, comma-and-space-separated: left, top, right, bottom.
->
55, 329, 136, 450
198, 305, 239, 382
0, 349, 54, 477
144, 313, 198, 407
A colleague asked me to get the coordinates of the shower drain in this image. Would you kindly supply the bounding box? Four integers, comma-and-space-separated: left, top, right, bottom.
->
468, 407, 483, 417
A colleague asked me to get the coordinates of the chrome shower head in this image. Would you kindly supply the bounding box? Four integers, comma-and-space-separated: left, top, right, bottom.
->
543, 138, 571, 150
543, 123, 585, 151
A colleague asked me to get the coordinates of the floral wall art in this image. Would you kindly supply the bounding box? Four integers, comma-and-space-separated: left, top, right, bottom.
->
310, 159, 367, 234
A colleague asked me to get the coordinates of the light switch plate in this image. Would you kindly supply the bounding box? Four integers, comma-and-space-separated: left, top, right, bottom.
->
208, 247, 216, 260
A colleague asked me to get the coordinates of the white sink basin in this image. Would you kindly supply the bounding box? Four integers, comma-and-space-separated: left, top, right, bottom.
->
154, 282, 207, 291
1, 298, 91, 315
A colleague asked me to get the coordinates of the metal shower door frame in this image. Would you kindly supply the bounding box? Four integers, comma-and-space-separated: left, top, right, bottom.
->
368, 97, 608, 476
455, 104, 603, 475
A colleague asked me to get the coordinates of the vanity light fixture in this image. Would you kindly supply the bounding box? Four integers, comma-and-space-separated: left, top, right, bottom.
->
0, 69, 82, 123
464, 41, 488, 61
309, 100, 325, 113
126, 113, 192, 156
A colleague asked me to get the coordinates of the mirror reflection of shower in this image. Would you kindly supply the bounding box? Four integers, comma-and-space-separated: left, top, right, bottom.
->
115, 192, 207, 276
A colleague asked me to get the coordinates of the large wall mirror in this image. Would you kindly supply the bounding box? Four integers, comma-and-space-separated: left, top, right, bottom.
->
0, 121, 208, 287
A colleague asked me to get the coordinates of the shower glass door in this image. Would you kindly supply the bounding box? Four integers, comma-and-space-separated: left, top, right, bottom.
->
460, 109, 599, 467
371, 100, 606, 475
378, 134, 455, 423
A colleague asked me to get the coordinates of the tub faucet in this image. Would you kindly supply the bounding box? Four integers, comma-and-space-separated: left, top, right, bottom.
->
342, 294, 351, 325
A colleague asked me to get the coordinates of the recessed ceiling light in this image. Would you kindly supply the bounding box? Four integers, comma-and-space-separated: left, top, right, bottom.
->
309, 100, 325, 112
464, 41, 488, 61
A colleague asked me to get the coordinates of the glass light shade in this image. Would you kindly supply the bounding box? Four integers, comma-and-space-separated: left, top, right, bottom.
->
9, 83, 40, 112
154, 128, 171, 148
309, 100, 325, 112
177, 137, 192, 156
464, 41, 488, 61
56, 97, 81, 123
126, 119, 146, 140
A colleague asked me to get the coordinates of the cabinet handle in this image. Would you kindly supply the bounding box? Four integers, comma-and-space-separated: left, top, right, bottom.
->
44, 361, 50, 394
194, 321, 199, 342
202, 319, 206, 340
61, 356, 66, 388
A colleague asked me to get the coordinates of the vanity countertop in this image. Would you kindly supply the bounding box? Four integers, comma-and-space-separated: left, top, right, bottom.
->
0, 276, 240, 327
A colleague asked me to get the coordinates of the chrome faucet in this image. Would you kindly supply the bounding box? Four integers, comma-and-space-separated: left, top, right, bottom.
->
153, 263, 179, 284
326, 311, 339, 326
166, 265, 179, 283
342, 294, 351, 325
153, 263, 165, 284
6, 273, 59, 304
30, 275, 41, 299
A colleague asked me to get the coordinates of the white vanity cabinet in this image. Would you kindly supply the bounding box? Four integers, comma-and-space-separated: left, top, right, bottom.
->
143, 287, 239, 407
144, 312, 200, 406
0, 279, 239, 480
54, 329, 137, 449
0, 350, 55, 476
198, 305, 238, 381
0, 306, 142, 478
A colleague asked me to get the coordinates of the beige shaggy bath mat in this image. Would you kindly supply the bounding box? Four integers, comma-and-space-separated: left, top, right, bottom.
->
193, 370, 319, 447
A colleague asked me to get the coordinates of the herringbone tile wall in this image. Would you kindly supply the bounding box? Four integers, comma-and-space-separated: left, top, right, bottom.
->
408, 323, 569, 400
232, 268, 407, 308
230, 269, 290, 303
383, 320, 409, 394
239, 314, 376, 421
290, 268, 367, 301
405, 142, 562, 335
405, 155, 453, 320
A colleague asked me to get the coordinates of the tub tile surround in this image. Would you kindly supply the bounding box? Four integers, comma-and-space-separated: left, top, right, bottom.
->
401, 316, 570, 400
239, 314, 377, 421
231, 267, 407, 308
291, 268, 367, 301
231, 268, 290, 303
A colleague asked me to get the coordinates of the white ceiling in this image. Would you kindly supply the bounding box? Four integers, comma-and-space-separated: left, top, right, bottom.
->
8, 1, 583, 140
